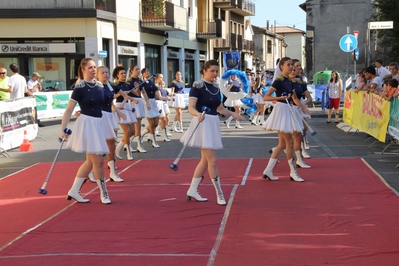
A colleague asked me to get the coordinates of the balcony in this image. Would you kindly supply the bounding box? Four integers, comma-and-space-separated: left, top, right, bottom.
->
213, 0, 255, 17
213, 36, 231, 52
141, 0, 187, 31
197, 19, 223, 39
243, 40, 254, 53
95, 0, 116, 13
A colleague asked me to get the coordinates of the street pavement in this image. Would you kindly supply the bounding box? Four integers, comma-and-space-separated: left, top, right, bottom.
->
1, 107, 399, 194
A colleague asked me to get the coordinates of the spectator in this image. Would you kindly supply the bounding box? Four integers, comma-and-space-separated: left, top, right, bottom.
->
0, 63, 33, 100
375, 59, 391, 80
364, 66, 383, 95
388, 62, 399, 81
382, 79, 398, 101
354, 73, 367, 93
27, 72, 43, 94
0, 67, 10, 100
326, 70, 342, 123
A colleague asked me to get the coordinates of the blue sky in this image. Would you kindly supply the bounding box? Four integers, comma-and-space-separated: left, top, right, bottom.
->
248, 0, 306, 31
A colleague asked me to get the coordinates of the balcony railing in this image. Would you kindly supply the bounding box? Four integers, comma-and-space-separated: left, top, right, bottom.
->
213, 0, 255, 17
141, 0, 187, 31
213, 35, 231, 52
243, 40, 254, 53
95, 0, 116, 13
197, 19, 223, 39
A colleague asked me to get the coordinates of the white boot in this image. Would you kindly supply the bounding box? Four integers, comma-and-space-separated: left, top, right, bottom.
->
166, 127, 172, 137
124, 144, 134, 160
301, 141, 311, 158
211, 176, 226, 205
235, 120, 243, 129
155, 126, 161, 136
295, 150, 311, 169
225, 116, 233, 128
178, 121, 184, 133
136, 137, 147, 153
96, 178, 111, 204
128, 137, 137, 153
251, 114, 259, 125
141, 129, 149, 143
303, 135, 310, 150
149, 134, 160, 148
87, 171, 96, 183
186, 176, 208, 202
163, 128, 171, 142
262, 158, 279, 180
67, 177, 90, 203
108, 160, 124, 182
115, 141, 125, 160
173, 121, 179, 132
288, 158, 304, 182
258, 115, 265, 125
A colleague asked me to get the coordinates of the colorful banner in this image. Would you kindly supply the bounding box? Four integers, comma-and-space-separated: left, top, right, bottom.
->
223, 51, 241, 71
34, 91, 79, 119
343, 90, 390, 142
0, 97, 38, 151
388, 97, 399, 140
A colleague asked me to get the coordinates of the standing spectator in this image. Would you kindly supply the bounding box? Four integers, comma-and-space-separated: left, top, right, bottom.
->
182, 59, 245, 205
27, 72, 43, 94
388, 62, 399, 81
0, 68, 10, 100
326, 71, 343, 123
0, 63, 33, 100
375, 59, 391, 81
364, 66, 383, 95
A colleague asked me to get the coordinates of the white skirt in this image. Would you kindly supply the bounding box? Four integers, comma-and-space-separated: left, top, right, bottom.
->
112, 111, 120, 130
116, 102, 137, 124
146, 98, 161, 118
298, 99, 311, 119
225, 97, 243, 107
66, 114, 109, 154
180, 114, 223, 150
252, 94, 264, 104
172, 94, 186, 108
102, 111, 117, 139
130, 97, 146, 119
157, 100, 166, 118
262, 102, 304, 134
163, 102, 170, 115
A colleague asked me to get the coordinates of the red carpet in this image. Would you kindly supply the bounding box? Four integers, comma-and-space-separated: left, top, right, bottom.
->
1, 158, 399, 265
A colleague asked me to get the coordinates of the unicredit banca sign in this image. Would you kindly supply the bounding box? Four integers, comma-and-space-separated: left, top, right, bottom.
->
1, 44, 49, 53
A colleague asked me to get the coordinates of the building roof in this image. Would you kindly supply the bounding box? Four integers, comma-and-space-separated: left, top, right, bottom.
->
271, 26, 305, 34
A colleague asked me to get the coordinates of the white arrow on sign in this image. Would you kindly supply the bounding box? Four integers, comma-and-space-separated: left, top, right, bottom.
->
344, 36, 353, 51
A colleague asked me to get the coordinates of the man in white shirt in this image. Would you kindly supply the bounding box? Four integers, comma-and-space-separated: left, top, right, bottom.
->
375, 59, 391, 80
27, 72, 43, 93
0, 63, 33, 100
364, 66, 383, 95
388, 62, 399, 81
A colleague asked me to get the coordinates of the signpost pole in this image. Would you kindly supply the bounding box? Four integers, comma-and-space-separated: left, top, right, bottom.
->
347, 26, 350, 78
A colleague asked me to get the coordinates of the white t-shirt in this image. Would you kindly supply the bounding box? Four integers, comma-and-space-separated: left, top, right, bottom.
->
8, 73, 27, 100
27, 79, 39, 93
370, 76, 383, 89
375, 66, 390, 79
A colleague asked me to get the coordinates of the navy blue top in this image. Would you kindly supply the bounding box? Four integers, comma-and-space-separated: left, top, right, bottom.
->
71, 81, 104, 118
158, 86, 168, 102
114, 81, 132, 103
171, 80, 185, 94
189, 80, 221, 116
141, 79, 157, 99
292, 80, 308, 102
272, 75, 295, 104
228, 80, 241, 92
127, 77, 142, 98
255, 84, 265, 94
102, 83, 120, 113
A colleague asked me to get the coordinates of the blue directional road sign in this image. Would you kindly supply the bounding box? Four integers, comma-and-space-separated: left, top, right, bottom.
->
354, 47, 359, 60
339, 34, 358, 52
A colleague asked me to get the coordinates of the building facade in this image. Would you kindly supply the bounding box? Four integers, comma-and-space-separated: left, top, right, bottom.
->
301, 0, 376, 79
274, 26, 306, 70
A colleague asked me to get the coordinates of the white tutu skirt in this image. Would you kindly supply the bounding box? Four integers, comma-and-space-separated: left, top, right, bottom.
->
180, 114, 223, 150
298, 99, 311, 119
172, 94, 186, 108
66, 114, 110, 154
146, 98, 161, 118
262, 102, 304, 134
225, 97, 243, 107
163, 102, 170, 115
101, 111, 117, 139
252, 94, 264, 104
157, 100, 166, 117
131, 97, 146, 119
116, 102, 137, 124
112, 111, 120, 130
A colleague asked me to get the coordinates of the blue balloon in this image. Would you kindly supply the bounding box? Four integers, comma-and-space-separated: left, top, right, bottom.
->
245, 108, 257, 115
241, 97, 253, 106
251, 104, 257, 110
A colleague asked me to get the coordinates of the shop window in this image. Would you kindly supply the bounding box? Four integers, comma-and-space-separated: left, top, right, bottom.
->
29, 58, 67, 91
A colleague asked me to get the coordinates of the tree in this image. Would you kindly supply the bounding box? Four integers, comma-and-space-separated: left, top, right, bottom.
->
372, 0, 399, 62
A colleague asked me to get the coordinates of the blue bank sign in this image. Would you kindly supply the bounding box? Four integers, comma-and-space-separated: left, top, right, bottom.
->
339, 34, 358, 52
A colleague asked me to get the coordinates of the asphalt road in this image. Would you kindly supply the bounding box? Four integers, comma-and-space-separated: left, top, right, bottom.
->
1, 107, 399, 194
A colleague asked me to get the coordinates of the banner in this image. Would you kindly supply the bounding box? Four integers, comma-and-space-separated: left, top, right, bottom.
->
343, 90, 390, 142
34, 91, 80, 119
0, 97, 38, 151
388, 97, 399, 140
223, 51, 241, 71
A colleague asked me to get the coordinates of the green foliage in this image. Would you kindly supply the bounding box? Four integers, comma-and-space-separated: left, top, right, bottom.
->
372, 0, 399, 61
